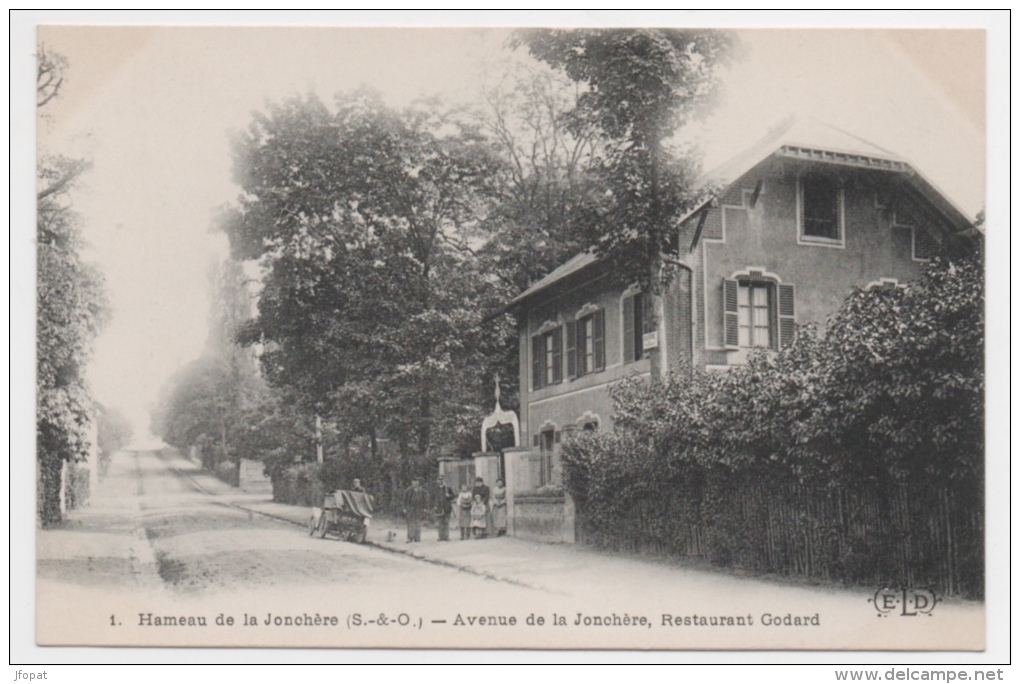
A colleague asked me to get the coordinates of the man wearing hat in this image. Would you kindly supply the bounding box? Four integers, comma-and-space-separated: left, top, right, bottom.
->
433, 474, 457, 542
401, 477, 428, 543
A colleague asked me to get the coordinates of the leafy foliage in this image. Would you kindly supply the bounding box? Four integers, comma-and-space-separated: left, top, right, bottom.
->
475, 56, 600, 295
513, 29, 736, 292
220, 91, 513, 463
562, 254, 984, 595
36, 47, 108, 525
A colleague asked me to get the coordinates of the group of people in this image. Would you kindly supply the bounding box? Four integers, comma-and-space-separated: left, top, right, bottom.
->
401, 475, 507, 543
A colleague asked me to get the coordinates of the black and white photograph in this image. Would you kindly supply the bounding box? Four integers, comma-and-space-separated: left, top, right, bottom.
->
15, 11, 1006, 667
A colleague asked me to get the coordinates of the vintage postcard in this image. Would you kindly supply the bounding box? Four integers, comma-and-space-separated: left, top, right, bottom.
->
26, 18, 994, 655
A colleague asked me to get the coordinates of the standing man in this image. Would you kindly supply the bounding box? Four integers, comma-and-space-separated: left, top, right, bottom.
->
401, 477, 428, 543
433, 475, 456, 542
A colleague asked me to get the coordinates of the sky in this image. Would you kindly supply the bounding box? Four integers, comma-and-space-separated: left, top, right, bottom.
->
19, 14, 997, 439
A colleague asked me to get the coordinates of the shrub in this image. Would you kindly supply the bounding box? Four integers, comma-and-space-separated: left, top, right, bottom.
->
214, 460, 239, 487
64, 463, 91, 511
561, 254, 984, 597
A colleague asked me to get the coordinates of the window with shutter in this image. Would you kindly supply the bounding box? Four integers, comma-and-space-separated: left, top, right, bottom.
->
725, 274, 794, 351
623, 293, 645, 363
723, 278, 739, 349
533, 327, 563, 389
565, 320, 577, 379
738, 282, 771, 348
593, 309, 605, 371
532, 326, 565, 390
550, 326, 562, 383
778, 283, 796, 349
531, 335, 543, 389
622, 295, 636, 363
573, 309, 605, 375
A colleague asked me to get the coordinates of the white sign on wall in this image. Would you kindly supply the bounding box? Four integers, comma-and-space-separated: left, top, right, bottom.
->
642, 332, 658, 351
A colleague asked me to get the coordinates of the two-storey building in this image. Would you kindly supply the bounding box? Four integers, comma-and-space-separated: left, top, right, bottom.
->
504, 118, 977, 541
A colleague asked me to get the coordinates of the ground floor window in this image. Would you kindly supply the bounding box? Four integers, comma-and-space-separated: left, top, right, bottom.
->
738, 281, 773, 348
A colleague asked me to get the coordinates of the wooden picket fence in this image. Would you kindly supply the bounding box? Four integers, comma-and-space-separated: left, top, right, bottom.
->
575, 481, 983, 598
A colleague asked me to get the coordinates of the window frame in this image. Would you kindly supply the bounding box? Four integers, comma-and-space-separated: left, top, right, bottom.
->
797, 174, 845, 248
737, 280, 775, 350
723, 272, 796, 352
537, 427, 557, 487
567, 307, 603, 377
530, 325, 562, 391
622, 291, 651, 364
575, 309, 605, 376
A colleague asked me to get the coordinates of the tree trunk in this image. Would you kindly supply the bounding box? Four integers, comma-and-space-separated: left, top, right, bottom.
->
220, 417, 229, 465
647, 137, 665, 381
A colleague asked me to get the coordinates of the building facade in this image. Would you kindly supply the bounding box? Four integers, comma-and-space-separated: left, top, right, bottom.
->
504, 119, 977, 540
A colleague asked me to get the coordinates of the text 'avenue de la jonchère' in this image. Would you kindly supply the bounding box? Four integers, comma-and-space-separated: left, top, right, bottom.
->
133, 611, 822, 629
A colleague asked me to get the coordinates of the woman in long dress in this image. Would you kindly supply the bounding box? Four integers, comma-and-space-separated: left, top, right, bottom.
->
456, 484, 473, 540
490, 479, 507, 536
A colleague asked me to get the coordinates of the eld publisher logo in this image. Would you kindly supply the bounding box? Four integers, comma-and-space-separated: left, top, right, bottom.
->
869, 586, 939, 617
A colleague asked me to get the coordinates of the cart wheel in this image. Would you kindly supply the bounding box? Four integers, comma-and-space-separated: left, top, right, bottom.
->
307, 514, 318, 536
317, 514, 329, 539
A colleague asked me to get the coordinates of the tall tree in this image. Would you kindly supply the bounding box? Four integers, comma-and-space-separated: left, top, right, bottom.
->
36, 46, 108, 525
222, 90, 507, 464
151, 257, 265, 469
477, 56, 600, 293
514, 28, 736, 377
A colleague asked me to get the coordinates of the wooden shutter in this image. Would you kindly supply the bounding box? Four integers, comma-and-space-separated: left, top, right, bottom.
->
723, 278, 739, 349
622, 295, 636, 363
565, 320, 577, 379
551, 327, 563, 383
778, 283, 796, 349
639, 292, 651, 361
531, 335, 543, 390
593, 309, 605, 371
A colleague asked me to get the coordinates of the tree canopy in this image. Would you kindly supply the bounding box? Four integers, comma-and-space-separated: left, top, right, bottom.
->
514, 29, 737, 291
221, 91, 513, 460
36, 46, 108, 525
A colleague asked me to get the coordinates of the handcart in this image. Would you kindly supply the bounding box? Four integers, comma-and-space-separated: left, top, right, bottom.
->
308, 490, 373, 543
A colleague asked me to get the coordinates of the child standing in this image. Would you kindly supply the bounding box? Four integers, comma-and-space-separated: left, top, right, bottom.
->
470, 494, 488, 539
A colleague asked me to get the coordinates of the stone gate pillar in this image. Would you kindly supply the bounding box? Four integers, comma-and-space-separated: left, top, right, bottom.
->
471, 451, 500, 490
501, 446, 529, 537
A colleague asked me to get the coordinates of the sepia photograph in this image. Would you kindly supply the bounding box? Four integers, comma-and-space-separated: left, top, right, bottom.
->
14, 11, 1006, 667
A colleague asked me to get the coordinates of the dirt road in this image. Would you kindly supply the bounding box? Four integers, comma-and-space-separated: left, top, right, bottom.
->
36, 449, 984, 650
